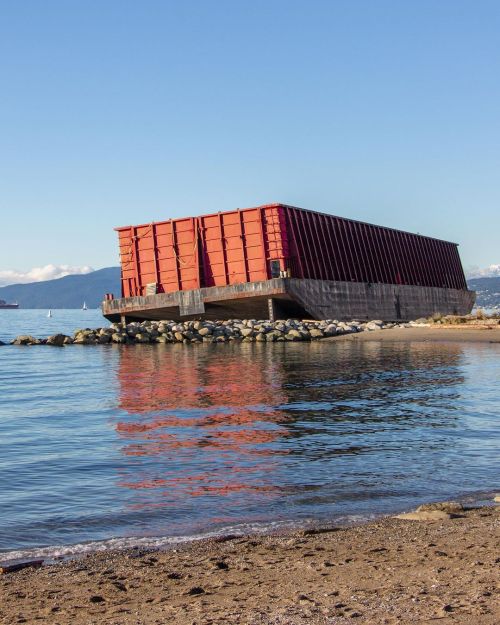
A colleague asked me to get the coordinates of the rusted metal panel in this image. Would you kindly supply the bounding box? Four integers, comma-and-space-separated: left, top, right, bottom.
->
115, 203, 468, 297
282, 205, 467, 290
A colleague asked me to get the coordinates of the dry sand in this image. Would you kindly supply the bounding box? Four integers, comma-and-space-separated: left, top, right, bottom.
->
327, 325, 500, 344
1, 505, 499, 625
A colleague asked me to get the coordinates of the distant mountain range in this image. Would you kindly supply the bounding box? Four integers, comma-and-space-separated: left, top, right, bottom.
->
0, 267, 498, 310
467, 276, 500, 311
0, 267, 121, 309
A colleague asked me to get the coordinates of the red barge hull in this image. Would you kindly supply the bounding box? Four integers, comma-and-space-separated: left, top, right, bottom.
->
102, 204, 475, 322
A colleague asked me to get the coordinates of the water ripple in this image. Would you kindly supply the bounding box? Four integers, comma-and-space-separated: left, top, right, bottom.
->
0, 312, 499, 557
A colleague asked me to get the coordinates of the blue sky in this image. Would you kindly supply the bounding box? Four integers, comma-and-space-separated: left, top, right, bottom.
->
1, 0, 499, 279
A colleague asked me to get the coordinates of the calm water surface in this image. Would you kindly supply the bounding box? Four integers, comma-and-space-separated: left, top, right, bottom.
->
0, 311, 499, 559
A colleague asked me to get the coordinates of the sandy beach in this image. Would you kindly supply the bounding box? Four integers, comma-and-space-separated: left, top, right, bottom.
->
1, 324, 499, 625
1, 504, 499, 625
328, 324, 500, 344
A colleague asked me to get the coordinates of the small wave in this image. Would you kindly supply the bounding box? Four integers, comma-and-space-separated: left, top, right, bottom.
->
0, 520, 295, 563
0, 515, 377, 564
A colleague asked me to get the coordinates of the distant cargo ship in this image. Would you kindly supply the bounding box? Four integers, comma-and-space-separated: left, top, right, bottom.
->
0, 299, 19, 309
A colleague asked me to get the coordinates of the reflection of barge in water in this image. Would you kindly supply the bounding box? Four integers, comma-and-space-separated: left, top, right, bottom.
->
0, 299, 19, 309
102, 203, 475, 323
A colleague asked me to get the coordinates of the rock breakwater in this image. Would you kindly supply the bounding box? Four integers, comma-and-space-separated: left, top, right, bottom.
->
9, 318, 428, 346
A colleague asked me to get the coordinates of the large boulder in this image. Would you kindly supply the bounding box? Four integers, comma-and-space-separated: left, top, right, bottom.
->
11, 335, 42, 345
309, 328, 324, 339
134, 333, 151, 343
285, 330, 303, 341
46, 334, 70, 346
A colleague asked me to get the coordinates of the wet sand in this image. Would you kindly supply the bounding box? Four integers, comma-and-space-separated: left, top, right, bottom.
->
1, 505, 499, 624
328, 325, 500, 343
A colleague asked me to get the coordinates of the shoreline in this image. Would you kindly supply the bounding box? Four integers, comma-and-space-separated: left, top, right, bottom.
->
1, 489, 497, 565
1, 501, 498, 624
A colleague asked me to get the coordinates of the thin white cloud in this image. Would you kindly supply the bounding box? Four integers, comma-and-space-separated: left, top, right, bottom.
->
466, 264, 500, 279
0, 264, 94, 287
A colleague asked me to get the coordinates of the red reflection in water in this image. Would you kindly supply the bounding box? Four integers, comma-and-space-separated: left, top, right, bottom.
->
113, 346, 291, 504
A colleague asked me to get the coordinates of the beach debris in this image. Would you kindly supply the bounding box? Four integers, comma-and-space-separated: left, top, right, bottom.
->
494, 494, 500, 503
0, 559, 43, 575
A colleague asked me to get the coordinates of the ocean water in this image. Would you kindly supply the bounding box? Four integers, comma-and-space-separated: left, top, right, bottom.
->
0, 308, 105, 344
0, 311, 499, 561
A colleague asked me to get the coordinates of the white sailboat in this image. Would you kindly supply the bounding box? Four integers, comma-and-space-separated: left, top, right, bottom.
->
82, 301, 88, 310
47, 310, 52, 318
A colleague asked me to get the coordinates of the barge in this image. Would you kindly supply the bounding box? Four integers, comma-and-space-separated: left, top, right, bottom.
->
102, 203, 475, 322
